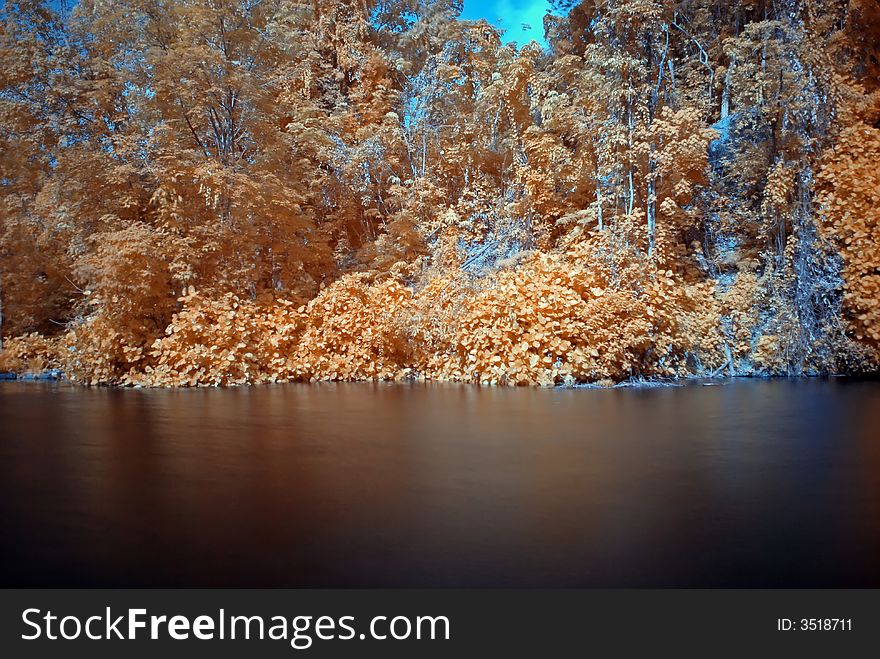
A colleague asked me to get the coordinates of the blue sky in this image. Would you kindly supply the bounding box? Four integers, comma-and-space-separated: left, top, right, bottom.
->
460, 0, 550, 46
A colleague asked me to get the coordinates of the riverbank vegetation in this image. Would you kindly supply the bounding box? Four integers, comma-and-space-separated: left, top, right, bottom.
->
1, 0, 879, 386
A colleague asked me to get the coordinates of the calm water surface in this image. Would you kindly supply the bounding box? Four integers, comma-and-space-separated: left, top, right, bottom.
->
1, 379, 879, 587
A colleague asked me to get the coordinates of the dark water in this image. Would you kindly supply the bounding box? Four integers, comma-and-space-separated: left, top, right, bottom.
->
1, 379, 879, 587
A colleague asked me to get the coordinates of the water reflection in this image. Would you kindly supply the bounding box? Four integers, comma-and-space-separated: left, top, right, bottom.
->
1, 380, 878, 586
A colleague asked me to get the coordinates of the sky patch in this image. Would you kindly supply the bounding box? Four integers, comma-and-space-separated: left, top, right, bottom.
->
460, 0, 550, 46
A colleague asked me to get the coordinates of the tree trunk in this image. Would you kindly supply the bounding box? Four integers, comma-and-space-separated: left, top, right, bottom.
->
721, 57, 735, 119
647, 161, 657, 257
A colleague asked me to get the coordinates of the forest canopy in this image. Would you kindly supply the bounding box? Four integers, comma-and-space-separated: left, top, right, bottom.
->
1, 0, 879, 386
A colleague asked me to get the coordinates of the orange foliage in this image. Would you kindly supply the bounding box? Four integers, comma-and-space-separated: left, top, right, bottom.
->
292, 277, 415, 382
0, 333, 61, 374
136, 292, 305, 387
1, 0, 878, 386
817, 120, 880, 357
421, 252, 723, 386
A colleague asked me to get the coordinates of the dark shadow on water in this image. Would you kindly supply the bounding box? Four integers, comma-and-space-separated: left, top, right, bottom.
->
1, 379, 878, 587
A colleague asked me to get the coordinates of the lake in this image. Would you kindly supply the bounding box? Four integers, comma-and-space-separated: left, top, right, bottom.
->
1, 379, 878, 587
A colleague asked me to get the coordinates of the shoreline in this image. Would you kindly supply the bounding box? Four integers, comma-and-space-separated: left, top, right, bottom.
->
1, 370, 874, 389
